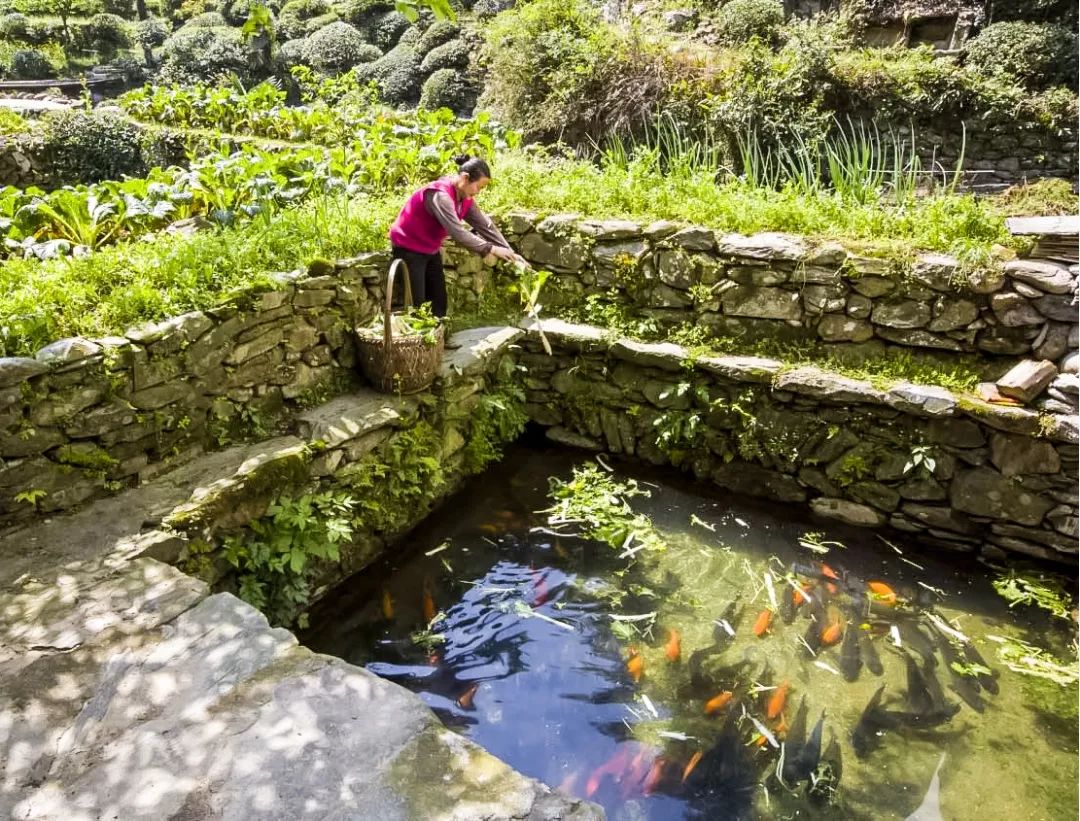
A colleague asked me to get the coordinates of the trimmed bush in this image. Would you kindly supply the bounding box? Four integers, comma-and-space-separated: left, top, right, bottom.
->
341, 0, 393, 26
279, 36, 308, 65
134, 17, 170, 49
223, 0, 280, 25
302, 21, 380, 74
9, 48, 54, 79
158, 25, 251, 84
40, 110, 146, 184
355, 41, 423, 105
965, 22, 1078, 90
278, 0, 334, 39
419, 37, 469, 74
102, 0, 135, 15
369, 10, 409, 49
419, 67, 478, 114
87, 13, 132, 60
182, 11, 229, 27
714, 0, 784, 46
417, 19, 459, 53
398, 25, 421, 46
473, 0, 515, 18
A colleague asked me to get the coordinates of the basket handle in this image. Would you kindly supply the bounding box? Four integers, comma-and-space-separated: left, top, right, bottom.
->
385, 258, 414, 348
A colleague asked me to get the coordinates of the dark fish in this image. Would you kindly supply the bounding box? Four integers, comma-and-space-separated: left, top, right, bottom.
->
899, 621, 938, 669
779, 580, 797, 624
801, 598, 826, 658
839, 619, 861, 682
901, 651, 934, 715
797, 711, 826, 777
920, 657, 955, 715
780, 697, 810, 784
808, 732, 843, 805
938, 638, 985, 713
852, 685, 886, 759
712, 599, 744, 645
783, 706, 825, 784
688, 645, 721, 693
870, 702, 961, 730
963, 641, 999, 695
859, 629, 884, 676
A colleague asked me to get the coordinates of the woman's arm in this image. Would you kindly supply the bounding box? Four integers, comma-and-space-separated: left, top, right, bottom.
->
425, 190, 492, 255
463, 203, 511, 249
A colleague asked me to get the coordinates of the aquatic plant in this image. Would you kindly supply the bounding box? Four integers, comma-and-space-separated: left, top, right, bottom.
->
992, 570, 1075, 621
986, 635, 1079, 687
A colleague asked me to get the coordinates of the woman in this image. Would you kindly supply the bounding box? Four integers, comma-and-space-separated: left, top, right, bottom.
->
388, 154, 526, 318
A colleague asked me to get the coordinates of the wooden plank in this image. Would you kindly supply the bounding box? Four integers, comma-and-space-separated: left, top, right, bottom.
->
996, 360, 1058, 404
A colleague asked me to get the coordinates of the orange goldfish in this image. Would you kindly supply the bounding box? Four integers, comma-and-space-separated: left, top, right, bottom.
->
456, 683, 479, 710
868, 580, 898, 606
752, 608, 773, 637
627, 647, 645, 683
665, 629, 682, 663
821, 617, 843, 646
792, 583, 811, 606
381, 589, 394, 621
422, 585, 436, 623
766, 681, 789, 720
704, 690, 734, 715
682, 751, 703, 783
531, 569, 549, 606
643, 757, 668, 795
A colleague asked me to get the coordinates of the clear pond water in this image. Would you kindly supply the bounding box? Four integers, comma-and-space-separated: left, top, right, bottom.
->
303, 441, 1078, 821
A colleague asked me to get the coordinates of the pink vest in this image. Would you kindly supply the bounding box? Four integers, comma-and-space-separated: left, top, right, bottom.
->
389, 177, 474, 255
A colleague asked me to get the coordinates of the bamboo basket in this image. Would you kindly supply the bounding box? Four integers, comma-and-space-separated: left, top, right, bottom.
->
355, 259, 444, 394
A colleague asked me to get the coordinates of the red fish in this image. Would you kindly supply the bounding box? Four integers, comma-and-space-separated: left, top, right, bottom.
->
821, 617, 843, 646
531, 569, 549, 606
665, 629, 681, 663
766, 681, 789, 720
704, 690, 734, 715
422, 587, 436, 623
868, 580, 898, 606
381, 589, 394, 621
682, 751, 703, 783
456, 683, 479, 710
752, 608, 773, 637
643, 757, 668, 795
627, 647, 645, 683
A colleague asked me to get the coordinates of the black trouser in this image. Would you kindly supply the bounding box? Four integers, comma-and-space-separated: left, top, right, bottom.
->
391, 245, 447, 318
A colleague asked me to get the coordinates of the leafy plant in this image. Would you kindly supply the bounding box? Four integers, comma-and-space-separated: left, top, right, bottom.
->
992, 570, 1074, 620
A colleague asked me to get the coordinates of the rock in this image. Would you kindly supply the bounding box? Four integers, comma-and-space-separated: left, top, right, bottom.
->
643, 220, 680, 241
885, 383, 957, 417
875, 327, 966, 351
965, 265, 1007, 294
504, 211, 538, 235
716, 232, 807, 261
871, 300, 931, 329
805, 241, 847, 266
899, 503, 979, 535
518, 232, 589, 272
30, 384, 106, 427
925, 418, 985, 448
990, 522, 1077, 553
846, 294, 873, 319
911, 253, 960, 291
849, 481, 901, 512
0, 426, 66, 458
611, 339, 686, 371
990, 292, 1043, 327
774, 367, 883, 404
803, 285, 847, 314
226, 326, 285, 365
897, 476, 948, 501
1004, 259, 1074, 294
667, 226, 715, 252
960, 395, 1042, 435
721, 286, 801, 320
1033, 322, 1071, 361
1013, 282, 1044, 298
1062, 351, 1079, 374
951, 467, 1055, 525
848, 256, 890, 276
1051, 373, 1079, 396
1048, 505, 1078, 537
712, 463, 807, 503
996, 359, 1057, 403
817, 315, 873, 342
728, 265, 787, 286
545, 426, 602, 451
927, 298, 979, 332
128, 381, 197, 411
523, 319, 607, 352
577, 219, 641, 240
662, 8, 697, 30
850, 275, 895, 297
810, 497, 886, 526
0, 356, 48, 388
656, 248, 694, 289
696, 355, 783, 384
35, 337, 101, 366
1032, 292, 1078, 321
989, 433, 1061, 477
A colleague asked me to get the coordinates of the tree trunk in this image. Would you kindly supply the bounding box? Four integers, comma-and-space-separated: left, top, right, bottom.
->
136, 0, 149, 19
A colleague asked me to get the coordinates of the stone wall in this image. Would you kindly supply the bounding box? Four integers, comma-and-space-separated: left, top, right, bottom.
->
519, 320, 1078, 563
446, 215, 1080, 369
0, 253, 392, 526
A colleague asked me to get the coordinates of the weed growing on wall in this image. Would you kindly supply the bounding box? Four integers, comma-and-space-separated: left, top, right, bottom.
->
462, 360, 528, 474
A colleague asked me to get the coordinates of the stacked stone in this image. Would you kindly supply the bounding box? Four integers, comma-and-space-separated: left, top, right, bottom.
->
0, 256, 389, 525
481, 213, 1079, 369
519, 319, 1078, 564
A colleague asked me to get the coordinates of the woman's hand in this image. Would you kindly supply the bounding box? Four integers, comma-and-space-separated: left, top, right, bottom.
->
490, 246, 517, 262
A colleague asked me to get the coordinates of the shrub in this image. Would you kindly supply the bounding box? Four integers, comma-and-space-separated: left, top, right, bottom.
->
419, 67, 478, 114
419, 37, 469, 74
0, 12, 31, 42
101, 0, 135, 15
278, 0, 334, 39
87, 13, 132, 60
302, 21, 379, 74
279, 36, 307, 64
369, 10, 409, 49
964, 21, 1078, 90
40, 109, 146, 184
714, 0, 784, 47
473, 0, 515, 19
417, 19, 459, 53
182, 10, 228, 27
134, 16, 170, 49
341, 0, 393, 26
9, 48, 54, 79
158, 25, 251, 84
223, 0, 279, 25
355, 41, 423, 104
0, 107, 30, 136
398, 25, 421, 46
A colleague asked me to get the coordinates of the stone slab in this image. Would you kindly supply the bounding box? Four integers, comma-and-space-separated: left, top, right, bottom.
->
439, 326, 523, 380
295, 392, 417, 448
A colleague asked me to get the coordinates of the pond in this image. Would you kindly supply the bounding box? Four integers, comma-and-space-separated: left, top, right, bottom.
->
302, 438, 1078, 821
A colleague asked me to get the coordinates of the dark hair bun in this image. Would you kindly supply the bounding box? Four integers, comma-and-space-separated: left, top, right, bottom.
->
452, 154, 472, 167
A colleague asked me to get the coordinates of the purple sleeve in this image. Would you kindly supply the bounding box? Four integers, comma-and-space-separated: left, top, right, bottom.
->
424, 189, 493, 255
